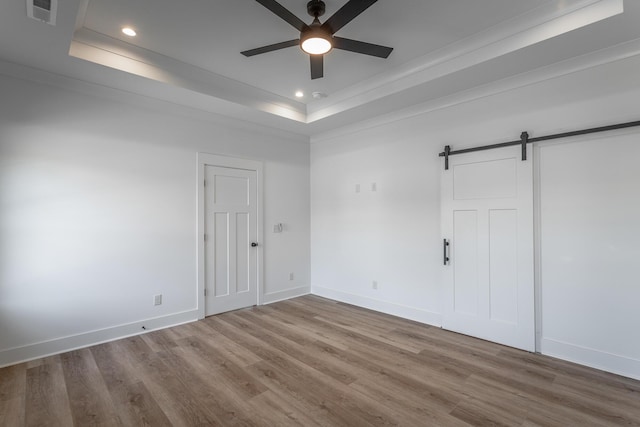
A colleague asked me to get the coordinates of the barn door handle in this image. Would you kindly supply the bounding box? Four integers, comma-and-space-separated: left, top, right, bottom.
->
443, 239, 450, 265
251, 242, 258, 247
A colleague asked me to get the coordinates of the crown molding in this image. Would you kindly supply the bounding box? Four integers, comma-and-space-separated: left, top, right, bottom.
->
307, 0, 623, 123
311, 37, 640, 144
67, 0, 622, 127
70, 28, 308, 123
0, 58, 310, 143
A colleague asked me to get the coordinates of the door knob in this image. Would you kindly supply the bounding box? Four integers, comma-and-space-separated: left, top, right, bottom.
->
251, 242, 258, 247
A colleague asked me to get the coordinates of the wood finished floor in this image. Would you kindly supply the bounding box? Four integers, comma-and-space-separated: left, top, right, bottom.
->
1, 295, 639, 426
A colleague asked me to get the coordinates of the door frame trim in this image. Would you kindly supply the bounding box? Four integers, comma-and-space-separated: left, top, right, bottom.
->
196, 153, 264, 319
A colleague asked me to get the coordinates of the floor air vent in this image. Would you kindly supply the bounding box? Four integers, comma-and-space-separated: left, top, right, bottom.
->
27, 0, 57, 25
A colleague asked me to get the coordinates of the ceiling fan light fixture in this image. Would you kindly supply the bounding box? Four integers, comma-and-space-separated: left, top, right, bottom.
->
300, 17, 332, 55
121, 27, 137, 37
301, 36, 332, 54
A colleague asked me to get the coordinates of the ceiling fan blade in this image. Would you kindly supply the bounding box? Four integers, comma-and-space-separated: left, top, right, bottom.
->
310, 55, 324, 79
321, 0, 378, 34
333, 37, 393, 58
241, 39, 300, 57
255, 0, 309, 32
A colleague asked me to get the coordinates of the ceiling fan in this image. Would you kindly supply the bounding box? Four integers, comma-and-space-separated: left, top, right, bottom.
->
241, 0, 393, 79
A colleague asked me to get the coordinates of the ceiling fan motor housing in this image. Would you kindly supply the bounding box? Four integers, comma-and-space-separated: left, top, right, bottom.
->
307, 0, 326, 18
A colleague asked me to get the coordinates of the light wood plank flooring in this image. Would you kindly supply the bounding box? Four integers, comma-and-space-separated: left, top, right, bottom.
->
1, 295, 639, 426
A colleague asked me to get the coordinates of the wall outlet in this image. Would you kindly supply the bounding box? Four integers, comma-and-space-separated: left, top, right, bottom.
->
154, 294, 162, 306
372, 281, 378, 290
371, 182, 377, 192
355, 184, 360, 193
289, 272, 294, 281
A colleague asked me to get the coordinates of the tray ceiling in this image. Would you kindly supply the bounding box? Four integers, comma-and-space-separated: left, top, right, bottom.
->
0, 0, 635, 135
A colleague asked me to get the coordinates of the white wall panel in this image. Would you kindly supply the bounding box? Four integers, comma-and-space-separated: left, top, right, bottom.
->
311, 53, 640, 378
0, 72, 310, 366
538, 132, 640, 378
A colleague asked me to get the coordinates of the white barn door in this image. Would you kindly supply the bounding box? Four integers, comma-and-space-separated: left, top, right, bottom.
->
441, 145, 535, 351
204, 165, 258, 316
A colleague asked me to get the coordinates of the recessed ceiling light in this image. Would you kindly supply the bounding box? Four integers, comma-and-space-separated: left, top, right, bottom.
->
122, 27, 137, 37
295, 91, 304, 98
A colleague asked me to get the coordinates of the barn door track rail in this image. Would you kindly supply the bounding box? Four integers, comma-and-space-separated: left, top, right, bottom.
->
439, 119, 640, 170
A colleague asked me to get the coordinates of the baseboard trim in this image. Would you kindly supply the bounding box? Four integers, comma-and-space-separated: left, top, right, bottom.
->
0, 309, 199, 368
263, 286, 311, 305
311, 286, 442, 327
541, 337, 640, 381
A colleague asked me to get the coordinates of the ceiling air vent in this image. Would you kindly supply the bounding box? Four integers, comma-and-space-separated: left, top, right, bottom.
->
27, 0, 57, 26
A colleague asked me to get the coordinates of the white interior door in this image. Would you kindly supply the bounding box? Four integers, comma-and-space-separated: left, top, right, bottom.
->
205, 165, 258, 316
441, 145, 534, 351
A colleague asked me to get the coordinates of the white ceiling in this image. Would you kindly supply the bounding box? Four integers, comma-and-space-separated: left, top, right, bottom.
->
80, 0, 547, 100
0, 0, 638, 136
